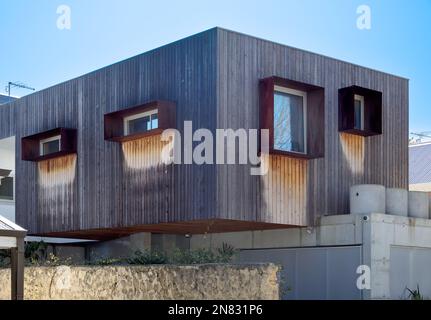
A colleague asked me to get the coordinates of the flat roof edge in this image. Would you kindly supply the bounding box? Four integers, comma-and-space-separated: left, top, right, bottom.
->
215, 27, 409, 81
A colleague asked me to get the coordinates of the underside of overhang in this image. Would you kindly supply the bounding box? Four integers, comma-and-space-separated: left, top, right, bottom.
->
31, 219, 300, 241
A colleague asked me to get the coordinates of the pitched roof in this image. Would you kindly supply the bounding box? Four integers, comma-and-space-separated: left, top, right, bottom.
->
0, 215, 26, 234
409, 142, 431, 184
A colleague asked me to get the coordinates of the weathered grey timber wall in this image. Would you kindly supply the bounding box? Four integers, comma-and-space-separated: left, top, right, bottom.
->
2, 29, 218, 236
0, 27, 408, 236
215, 29, 408, 224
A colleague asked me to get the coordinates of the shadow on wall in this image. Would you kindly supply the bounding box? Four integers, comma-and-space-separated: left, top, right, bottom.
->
339, 133, 364, 176
339, 133, 365, 214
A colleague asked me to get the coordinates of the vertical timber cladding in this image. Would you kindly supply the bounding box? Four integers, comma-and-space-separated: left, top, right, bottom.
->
0, 103, 16, 139
216, 29, 408, 224
121, 135, 171, 226
14, 29, 218, 234
9, 28, 408, 234
260, 154, 308, 226
15, 81, 80, 234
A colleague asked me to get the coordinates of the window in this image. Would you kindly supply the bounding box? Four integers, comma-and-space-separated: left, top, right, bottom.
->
104, 101, 176, 142
40, 135, 61, 156
260, 77, 324, 159
354, 94, 364, 130
0, 169, 13, 201
273, 86, 307, 154
338, 86, 382, 136
22, 128, 77, 162
124, 109, 158, 136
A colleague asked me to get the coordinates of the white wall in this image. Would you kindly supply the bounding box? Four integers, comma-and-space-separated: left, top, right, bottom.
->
0, 149, 14, 169
0, 136, 15, 221
365, 213, 431, 299
0, 201, 15, 222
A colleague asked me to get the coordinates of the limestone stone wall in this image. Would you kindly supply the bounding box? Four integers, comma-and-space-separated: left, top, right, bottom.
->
0, 264, 279, 300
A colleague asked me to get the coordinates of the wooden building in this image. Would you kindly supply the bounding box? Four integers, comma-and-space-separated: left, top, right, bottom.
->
0, 28, 408, 240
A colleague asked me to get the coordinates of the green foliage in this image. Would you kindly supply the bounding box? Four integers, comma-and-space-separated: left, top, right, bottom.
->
216, 243, 237, 263
127, 250, 168, 265
25, 241, 48, 264
27, 253, 72, 267
407, 285, 424, 300
23, 242, 73, 266
45, 253, 72, 266
88, 257, 125, 266
169, 243, 237, 264
127, 244, 237, 265
0, 249, 10, 268
1, 242, 237, 267
170, 248, 218, 264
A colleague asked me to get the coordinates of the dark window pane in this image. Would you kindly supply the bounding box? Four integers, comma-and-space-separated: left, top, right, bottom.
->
354, 99, 362, 130
42, 139, 60, 155
274, 92, 305, 153
127, 112, 159, 135
128, 116, 151, 134
0, 176, 13, 201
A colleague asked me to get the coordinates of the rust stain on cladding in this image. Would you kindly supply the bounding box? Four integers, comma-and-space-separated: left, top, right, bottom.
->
37, 154, 77, 228
122, 135, 168, 170
38, 154, 77, 187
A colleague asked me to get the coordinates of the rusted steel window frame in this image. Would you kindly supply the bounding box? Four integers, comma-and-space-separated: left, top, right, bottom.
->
339, 85, 382, 137
260, 76, 325, 159
104, 100, 176, 142
21, 128, 77, 162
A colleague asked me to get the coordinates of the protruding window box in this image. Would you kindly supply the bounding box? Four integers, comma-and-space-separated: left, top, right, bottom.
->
339, 86, 382, 137
21, 128, 77, 162
104, 100, 176, 142
260, 76, 325, 159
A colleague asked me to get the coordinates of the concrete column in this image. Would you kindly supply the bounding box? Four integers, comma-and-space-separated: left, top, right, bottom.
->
350, 185, 385, 215
360, 215, 372, 300
368, 216, 391, 299
386, 188, 408, 216
408, 191, 429, 219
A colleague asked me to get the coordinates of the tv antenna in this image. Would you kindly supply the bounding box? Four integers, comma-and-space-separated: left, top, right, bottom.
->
5, 81, 35, 97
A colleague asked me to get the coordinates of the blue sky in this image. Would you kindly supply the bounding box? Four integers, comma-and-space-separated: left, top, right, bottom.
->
0, 0, 430, 132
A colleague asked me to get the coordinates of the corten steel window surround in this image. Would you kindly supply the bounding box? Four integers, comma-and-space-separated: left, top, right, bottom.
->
260, 76, 325, 159
104, 100, 176, 142
21, 128, 77, 162
339, 85, 382, 136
